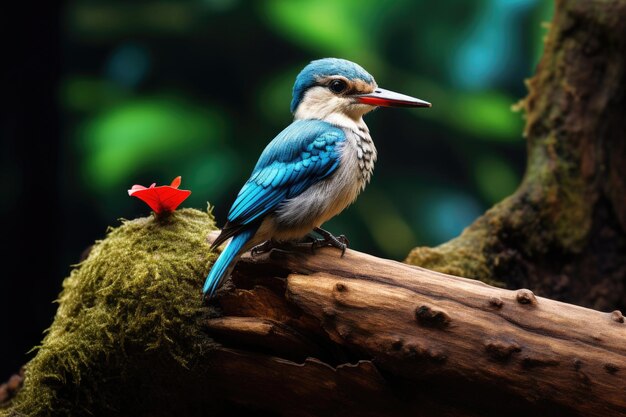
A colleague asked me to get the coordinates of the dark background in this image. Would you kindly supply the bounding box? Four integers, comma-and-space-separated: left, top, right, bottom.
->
1, 0, 553, 380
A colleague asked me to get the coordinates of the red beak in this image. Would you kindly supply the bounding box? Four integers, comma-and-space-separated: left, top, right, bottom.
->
356, 88, 431, 108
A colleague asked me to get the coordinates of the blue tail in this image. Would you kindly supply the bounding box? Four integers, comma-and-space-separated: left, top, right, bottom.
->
203, 228, 256, 298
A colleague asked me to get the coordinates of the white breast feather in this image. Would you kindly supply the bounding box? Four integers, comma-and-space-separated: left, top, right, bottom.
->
268, 124, 376, 239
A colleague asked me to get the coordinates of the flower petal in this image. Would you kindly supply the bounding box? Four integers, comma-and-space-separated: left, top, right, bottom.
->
128, 177, 191, 213
128, 184, 148, 196
170, 176, 182, 189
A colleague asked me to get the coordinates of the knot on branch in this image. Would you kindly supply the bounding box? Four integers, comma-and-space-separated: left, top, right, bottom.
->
521, 355, 559, 369
415, 305, 451, 329
611, 310, 624, 323
485, 339, 522, 361
488, 297, 504, 308
516, 289, 537, 305
604, 363, 619, 375
402, 343, 448, 363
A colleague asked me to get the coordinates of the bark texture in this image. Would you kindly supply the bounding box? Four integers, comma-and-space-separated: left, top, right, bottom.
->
3, 228, 625, 416
203, 245, 626, 417
407, 0, 626, 311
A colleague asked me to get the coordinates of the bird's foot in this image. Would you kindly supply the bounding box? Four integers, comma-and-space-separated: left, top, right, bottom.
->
308, 227, 349, 257
250, 239, 278, 257
251, 230, 349, 257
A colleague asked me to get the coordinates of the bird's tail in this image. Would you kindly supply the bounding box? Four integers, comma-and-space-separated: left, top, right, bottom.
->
203, 228, 256, 298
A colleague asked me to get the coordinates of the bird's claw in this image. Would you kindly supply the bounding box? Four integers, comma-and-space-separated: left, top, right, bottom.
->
250, 240, 275, 257
252, 232, 349, 257
311, 228, 349, 257
336, 235, 349, 257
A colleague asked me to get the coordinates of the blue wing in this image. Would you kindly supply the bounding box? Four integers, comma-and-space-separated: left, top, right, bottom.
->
212, 120, 344, 247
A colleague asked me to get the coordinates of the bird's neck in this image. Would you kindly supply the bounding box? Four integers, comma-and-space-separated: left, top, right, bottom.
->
293, 86, 374, 131
315, 113, 376, 187
295, 111, 369, 134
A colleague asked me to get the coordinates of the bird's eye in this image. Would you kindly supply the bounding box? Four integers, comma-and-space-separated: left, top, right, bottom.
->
329, 79, 347, 94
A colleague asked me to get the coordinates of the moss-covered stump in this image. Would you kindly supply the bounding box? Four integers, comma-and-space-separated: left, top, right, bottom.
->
0, 209, 218, 416
407, 0, 626, 311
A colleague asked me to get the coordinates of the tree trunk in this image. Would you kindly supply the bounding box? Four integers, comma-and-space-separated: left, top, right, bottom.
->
407, 0, 626, 312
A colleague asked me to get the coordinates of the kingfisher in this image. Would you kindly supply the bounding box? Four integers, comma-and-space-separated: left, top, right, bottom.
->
203, 58, 430, 298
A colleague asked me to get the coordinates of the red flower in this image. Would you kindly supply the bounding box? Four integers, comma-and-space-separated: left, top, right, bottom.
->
128, 176, 191, 214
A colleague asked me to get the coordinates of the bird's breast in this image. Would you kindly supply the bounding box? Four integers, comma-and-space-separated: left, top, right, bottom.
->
297, 127, 376, 222
268, 125, 377, 239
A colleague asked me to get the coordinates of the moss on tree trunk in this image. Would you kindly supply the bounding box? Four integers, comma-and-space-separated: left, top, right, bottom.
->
407, 0, 626, 311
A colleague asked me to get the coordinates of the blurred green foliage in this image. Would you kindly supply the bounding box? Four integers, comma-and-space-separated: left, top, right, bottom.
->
82, 99, 218, 188
62, 0, 553, 260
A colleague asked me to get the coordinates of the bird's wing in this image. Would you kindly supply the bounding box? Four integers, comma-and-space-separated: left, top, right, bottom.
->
212, 120, 345, 248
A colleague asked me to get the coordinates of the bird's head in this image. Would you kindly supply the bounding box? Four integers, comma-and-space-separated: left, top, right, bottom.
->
291, 58, 430, 122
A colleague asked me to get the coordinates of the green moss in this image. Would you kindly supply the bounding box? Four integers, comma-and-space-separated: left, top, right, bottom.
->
518, 130, 592, 253
1, 208, 218, 416
406, 219, 502, 287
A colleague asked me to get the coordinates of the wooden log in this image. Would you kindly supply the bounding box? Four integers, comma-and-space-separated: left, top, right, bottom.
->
4, 224, 623, 417
205, 242, 626, 417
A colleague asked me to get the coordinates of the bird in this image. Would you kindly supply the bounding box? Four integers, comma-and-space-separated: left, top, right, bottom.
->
203, 58, 430, 298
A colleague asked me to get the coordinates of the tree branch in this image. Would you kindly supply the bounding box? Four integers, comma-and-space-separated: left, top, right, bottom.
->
205, 239, 626, 417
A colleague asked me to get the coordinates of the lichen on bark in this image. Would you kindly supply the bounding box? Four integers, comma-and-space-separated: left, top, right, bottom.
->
407, 0, 626, 311
1, 209, 218, 416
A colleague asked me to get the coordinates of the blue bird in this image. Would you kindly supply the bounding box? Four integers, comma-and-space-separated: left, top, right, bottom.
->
203, 58, 430, 298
